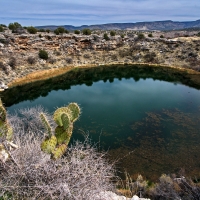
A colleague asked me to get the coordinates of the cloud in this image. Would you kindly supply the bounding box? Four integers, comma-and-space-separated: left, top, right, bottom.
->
0, 0, 200, 26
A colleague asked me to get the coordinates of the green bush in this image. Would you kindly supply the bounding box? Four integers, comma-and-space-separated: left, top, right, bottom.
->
110, 30, 116, 36
54, 27, 67, 35
57, 27, 65, 34
27, 26, 37, 34
148, 33, 153, 37
74, 30, 80, 34
0, 26, 4, 32
54, 29, 60, 35
137, 33, 145, 40
197, 32, 200, 37
0, 24, 6, 27
103, 33, 110, 41
8, 22, 22, 31
82, 28, 91, 35
39, 50, 48, 60
160, 35, 164, 38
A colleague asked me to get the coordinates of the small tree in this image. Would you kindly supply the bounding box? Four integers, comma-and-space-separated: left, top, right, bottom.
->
27, 26, 37, 34
104, 33, 110, 41
54, 29, 60, 35
110, 30, 116, 36
148, 33, 153, 37
74, 30, 80, 34
0, 24, 6, 27
137, 33, 145, 40
82, 28, 91, 35
57, 27, 65, 34
39, 50, 48, 60
8, 22, 22, 31
0, 26, 4, 32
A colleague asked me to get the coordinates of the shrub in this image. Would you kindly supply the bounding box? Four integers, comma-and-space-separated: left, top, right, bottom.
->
8, 57, 17, 69
144, 52, 156, 63
0, 61, 6, 71
58, 27, 65, 33
74, 30, 80, 34
104, 33, 110, 41
48, 58, 56, 64
54, 27, 67, 35
66, 57, 73, 64
82, 28, 91, 35
0, 26, 4, 32
8, 22, 22, 31
197, 32, 200, 37
120, 34, 125, 38
83, 54, 90, 59
54, 29, 60, 35
27, 56, 36, 65
110, 30, 116, 36
39, 50, 48, 60
46, 29, 50, 33
160, 35, 164, 38
148, 33, 153, 37
27, 26, 37, 34
0, 24, 6, 27
137, 33, 145, 40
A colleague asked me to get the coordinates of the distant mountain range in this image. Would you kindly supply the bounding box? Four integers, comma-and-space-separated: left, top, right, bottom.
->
36, 19, 200, 31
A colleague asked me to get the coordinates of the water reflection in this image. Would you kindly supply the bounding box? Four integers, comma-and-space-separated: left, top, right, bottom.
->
1, 65, 200, 181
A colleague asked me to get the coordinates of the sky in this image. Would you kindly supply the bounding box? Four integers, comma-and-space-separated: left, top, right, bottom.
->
0, 0, 200, 27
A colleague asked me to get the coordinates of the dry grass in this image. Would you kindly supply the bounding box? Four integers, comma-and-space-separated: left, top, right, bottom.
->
0, 107, 116, 200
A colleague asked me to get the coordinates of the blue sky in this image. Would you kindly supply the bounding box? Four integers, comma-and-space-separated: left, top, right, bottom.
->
0, 0, 200, 26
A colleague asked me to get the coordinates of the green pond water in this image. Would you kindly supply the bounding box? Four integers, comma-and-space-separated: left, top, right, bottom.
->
1, 65, 200, 181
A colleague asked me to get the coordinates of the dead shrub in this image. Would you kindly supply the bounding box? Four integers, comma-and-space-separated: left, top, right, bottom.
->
66, 57, 73, 64
144, 52, 157, 63
8, 57, 17, 70
83, 54, 90, 59
27, 56, 36, 65
48, 58, 56, 64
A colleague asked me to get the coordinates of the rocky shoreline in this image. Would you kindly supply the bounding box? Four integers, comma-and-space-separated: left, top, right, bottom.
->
0, 28, 200, 89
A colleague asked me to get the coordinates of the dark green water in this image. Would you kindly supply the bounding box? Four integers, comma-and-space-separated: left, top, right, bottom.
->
1, 65, 200, 180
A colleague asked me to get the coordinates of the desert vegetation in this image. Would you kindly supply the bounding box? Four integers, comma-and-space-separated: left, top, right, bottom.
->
0, 22, 200, 87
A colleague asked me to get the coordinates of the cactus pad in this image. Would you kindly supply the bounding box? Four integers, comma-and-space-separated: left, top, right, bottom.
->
52, 144, 67, 159
53, 107, 72, 126
41, 135, 57, 154
40, 113, 52, 137
55, 124, 73, 145
0, 104, 6, 122
67, 103, 81, 122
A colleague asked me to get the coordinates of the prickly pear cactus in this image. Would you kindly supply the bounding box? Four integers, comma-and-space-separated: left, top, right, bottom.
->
52, 144, 67, 159
67, 103, 81, 122
0, 98, 13, 141
40, 102, 81, 159
40, 113, 52, 137
0, 98, 13, 162
41, 135, 57, 154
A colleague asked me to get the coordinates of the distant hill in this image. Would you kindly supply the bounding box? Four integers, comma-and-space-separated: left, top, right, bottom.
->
36, 19, 200, 31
